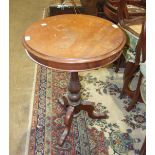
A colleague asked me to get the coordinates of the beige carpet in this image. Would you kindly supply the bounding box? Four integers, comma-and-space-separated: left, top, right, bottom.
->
9, 0, 50, 155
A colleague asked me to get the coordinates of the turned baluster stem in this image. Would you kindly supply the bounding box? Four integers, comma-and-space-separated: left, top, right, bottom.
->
67, 72, 81, 106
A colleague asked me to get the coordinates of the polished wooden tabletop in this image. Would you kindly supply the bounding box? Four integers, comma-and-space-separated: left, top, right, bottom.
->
23, 14, 126, 71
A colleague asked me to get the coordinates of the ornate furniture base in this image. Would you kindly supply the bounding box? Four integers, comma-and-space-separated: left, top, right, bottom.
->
58, 72, 108, 146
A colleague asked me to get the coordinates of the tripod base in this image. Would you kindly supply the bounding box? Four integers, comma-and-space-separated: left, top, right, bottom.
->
58, 95, 108, 146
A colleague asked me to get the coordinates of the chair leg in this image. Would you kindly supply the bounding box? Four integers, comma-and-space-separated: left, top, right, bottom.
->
140, 137, 146, 155
120, 62, 135, 98
126, 73, 143, 111
120, 62, 139, 99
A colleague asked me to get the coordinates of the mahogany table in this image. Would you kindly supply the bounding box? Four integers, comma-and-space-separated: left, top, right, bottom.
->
23, 14, 126, 146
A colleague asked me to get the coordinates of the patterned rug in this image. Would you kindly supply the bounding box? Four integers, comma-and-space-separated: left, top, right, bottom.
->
28, 65, 145, 155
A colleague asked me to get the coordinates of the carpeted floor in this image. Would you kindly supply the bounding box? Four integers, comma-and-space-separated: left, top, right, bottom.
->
10, 0, 51, 155
28, 65, 145, 155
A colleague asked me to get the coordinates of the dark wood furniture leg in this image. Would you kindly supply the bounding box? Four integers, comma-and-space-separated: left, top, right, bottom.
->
120, 62, 139, 99
114, 54, 125, 73
120, 62, 143, 111
58, 72, 108, 146
140, 137, 146, 155
126, 72, 143, 111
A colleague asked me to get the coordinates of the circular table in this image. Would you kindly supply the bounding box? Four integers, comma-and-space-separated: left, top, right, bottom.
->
23, 14, 126, 146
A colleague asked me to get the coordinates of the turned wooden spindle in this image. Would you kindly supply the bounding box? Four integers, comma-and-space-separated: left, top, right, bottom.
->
68, 72, 81, 106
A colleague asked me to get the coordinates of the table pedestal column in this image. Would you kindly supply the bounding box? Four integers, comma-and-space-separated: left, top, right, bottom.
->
58, 72, 108, 146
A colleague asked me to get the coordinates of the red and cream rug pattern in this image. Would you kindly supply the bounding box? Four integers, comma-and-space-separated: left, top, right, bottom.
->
28, 65, 145, 155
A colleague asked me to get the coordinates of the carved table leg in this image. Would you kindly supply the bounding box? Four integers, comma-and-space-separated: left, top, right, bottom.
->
79, 101, 108, 119
58, 106, 74, 146
58, 72, 81, 146
58, 72, 107, 146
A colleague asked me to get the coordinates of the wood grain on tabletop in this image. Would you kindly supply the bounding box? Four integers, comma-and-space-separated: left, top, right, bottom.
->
23, 14, 126, 71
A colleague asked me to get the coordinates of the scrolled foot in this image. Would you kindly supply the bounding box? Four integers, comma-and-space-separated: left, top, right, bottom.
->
91, 111, 109, 119
80, 101, 108, 119
58, 106, 74, 146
